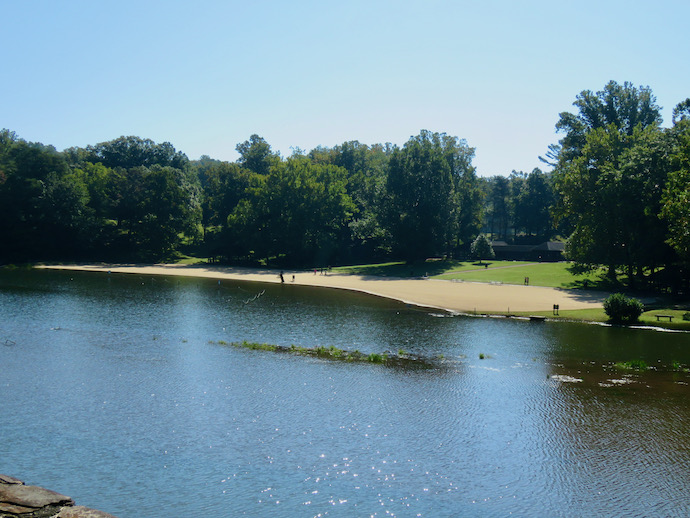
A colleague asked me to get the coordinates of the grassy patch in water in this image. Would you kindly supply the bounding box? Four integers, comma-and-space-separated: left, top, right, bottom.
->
367, 352, 386, 363
240, 340, 277, 351
614, 359, 649, 371
210, 340, 435, 367
672, 361, 690, 373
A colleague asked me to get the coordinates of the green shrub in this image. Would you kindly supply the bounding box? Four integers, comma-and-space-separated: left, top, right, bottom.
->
470, 233, 495, 263
603, 293, 644, 324
683, 312, 690, 322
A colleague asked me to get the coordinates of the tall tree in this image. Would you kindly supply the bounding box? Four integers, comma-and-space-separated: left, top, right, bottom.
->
0, 137, 91, 261
235, 134, 279, 176
487, 175, 510, 240
104, 165, 201, 260
85, 136, 189, 170
544, 81, 662, 167
672, 98, 690, 124
551, 81, 669, 282
201, 161, 252, 229
513, 168, 554, 241
383, 130, 478, 261
558, 123, 672, 283
662, 115, 690, 260
309, 141, 392, 262
227, 157, 354, 266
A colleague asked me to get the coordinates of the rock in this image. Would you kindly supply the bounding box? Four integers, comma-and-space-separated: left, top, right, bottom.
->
0, 483, 73, 509
0, 475, 116, 518
56, 506, 118, 518
0, 475, 24, 485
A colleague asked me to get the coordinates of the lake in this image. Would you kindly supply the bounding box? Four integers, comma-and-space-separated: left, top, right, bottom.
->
1, 269, 689, 517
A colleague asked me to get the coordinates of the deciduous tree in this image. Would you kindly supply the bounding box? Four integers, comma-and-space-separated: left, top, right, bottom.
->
383, 130, 479, 261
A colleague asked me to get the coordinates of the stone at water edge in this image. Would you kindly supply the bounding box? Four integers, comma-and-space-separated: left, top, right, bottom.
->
0, 475, 118, 518
0, 483, 74, 509
57, 506, 119, 518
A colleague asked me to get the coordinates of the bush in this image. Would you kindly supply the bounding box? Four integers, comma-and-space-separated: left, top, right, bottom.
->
603, 293, 644, 324
471, 234, 495, 263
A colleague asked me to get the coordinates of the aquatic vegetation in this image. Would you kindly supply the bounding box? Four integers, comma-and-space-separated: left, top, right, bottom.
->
210, 339, 436, 368
614, 359, 649, 371
672, 361, 690, 373
479, 353, 485, 359
237, 340, 276, 351
316, 345, 344, 358
367, 352, 385, 363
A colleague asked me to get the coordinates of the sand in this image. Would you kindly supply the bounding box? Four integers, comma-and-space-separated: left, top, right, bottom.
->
38, 263, 608, 314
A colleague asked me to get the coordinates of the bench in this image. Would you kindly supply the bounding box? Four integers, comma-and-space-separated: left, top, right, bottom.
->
655, 314, 674, 322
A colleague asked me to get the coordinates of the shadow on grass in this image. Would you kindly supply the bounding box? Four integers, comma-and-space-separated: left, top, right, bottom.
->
336, 260, 468, 278
560, 264, 623, 291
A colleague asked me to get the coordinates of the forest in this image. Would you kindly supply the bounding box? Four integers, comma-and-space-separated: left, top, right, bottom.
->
1, 81, 689, 291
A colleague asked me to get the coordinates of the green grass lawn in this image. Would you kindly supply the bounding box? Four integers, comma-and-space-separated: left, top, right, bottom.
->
170, 253, 210, 265
335, 259, 608, 289
638, 309, 690, 329
517, 308, 690, 330
435, 261, 610, 289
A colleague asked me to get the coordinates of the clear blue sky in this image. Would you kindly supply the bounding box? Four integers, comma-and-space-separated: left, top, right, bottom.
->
2, 0, 688, 176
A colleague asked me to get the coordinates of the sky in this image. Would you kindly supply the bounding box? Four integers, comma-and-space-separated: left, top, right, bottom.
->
2, 0, 688, 176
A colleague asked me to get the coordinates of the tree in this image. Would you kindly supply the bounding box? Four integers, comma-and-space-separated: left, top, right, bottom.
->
226, 157, 354, 266
544, 81, 661, 167
471, 233, 495, 264
137, 166, 200, 257
558, 123, 672, 283
513, 168, 554, 241
85, 136, 189, 170
235, 134, 279, 176
551, 82, 669, 283
309, 141, 393, 262
487, 175, 510, 240
0, 137, 93, 261
672, 98, 690, 124
101, 165, 201, 260
383, 130, 478, 261
201, 161, 252, 229
662, 117, 690, 260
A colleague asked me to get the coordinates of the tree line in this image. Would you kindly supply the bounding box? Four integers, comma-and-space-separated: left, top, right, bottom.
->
1, 80, 688, 290
0, 130, 485, 266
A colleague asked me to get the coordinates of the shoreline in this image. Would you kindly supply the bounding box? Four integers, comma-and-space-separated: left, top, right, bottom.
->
36, 263, 609, 314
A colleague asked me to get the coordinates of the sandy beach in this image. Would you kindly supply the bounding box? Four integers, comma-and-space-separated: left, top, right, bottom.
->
38, 263, 608, 314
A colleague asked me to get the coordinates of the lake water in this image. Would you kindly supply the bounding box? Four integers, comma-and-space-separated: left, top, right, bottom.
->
1, 269, 689, 517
